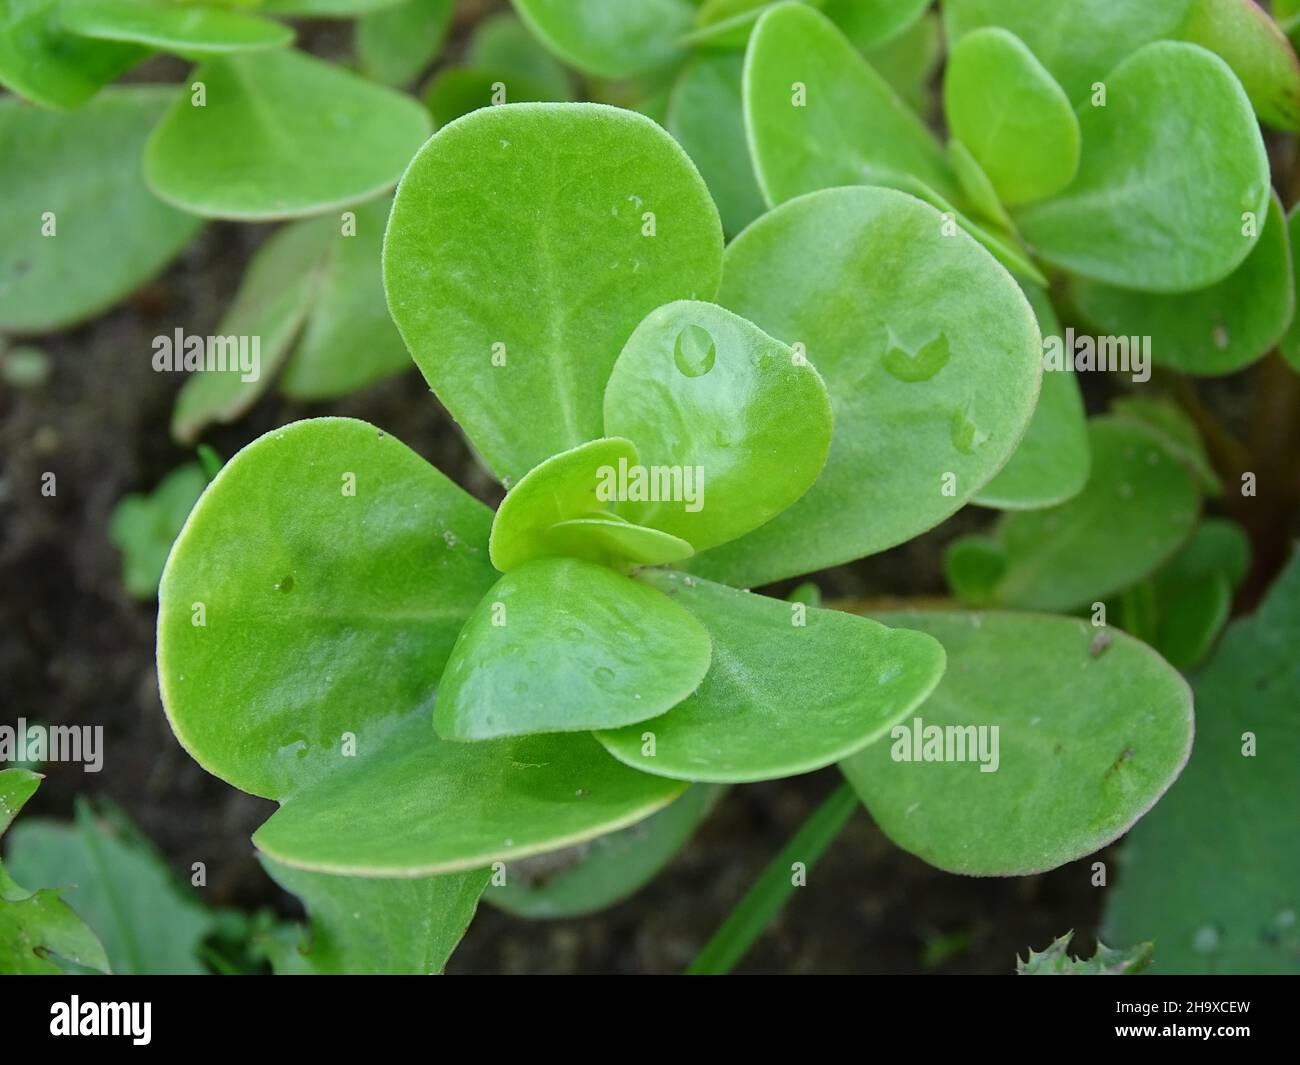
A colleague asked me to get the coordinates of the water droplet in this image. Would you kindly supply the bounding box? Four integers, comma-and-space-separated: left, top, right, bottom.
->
275, 575, 294, 593
1193, 924, 1221, 954
1213, 324, 1229, 349
593, 666, 616, 687
883, 331, 950, 382
950, 404, 988, 455
442, 530, 459, 549
674, 325, 716, 378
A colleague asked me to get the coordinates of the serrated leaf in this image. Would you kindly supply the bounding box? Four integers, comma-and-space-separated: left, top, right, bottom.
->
433, 556, 712, 741
974, 286, 1089, 510
667, 52, 765, 237
604, 300, 833, 552
511, 0, 694, 78
597, 570, 945, 782
1015, 42, 1269, 293
841, 610, 1194, 876
61, 0, 295, 57
109, 462, 208, 599
744, 2, 960, 207
685, 185, 1041, 588
1072, 192, 1293, 377
0, 0, 145, 108
1103, 552, 1300, 973
944, 27, 1079, 206
1017, 931, 1153, 975
488, 784, 723, 919
158, 418, 498, 799
6, 801, 216, 974
355, 0, 453, 87
144, 48, 431, 220
384, 103, 723, 484
0, 88, 202, 334
260, 856, 487, 974
171, 216, 336, 443
953, 418, 1201, 612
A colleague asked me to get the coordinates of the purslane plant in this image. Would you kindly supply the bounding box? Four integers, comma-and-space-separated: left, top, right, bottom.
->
156, 97, 1194, 933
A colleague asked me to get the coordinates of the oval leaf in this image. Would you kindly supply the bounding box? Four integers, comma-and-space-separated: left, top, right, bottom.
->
604, 300, 833, 552
597, 571, 945, 782
1072, 192, 1294, 377
0, 88, 202, 334
1014, 41, 1269, 293
384, 102, 723, 483
60, 0, 295, 56
687, 185, 1042, 588
944, 26, 1080, 206
841, 609, 1194, 876
434, 556, 712, 741
511, 0, 693, 78
144, 48, 432, 220
744, 2, 960, 206
158, 418, 498, 799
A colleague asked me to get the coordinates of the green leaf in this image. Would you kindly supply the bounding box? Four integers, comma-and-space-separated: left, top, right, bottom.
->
841, 609, 1194, 876
109, 462, 208, 599
948, 140, 1013, 230
1109, 395, 1221, 496
260, 0, 403, 16
489, 438, 692, 572
60, 0, 295, 56
253, 713, 687, 876
467, 12, 574, 100
597, 570, 945, 782
1072, 192, 1294, 377
0, 88, 202, 334
279, 198, 414, 401
820, 0, 929, 51
1103, 552, 1300, 973
422, 67, 568, 127
687, 781, 856, 974
667, 52, 765, 237
489, 784, 724, 919
974, 285, 1089, 510
6, 798, 213, 974
0, 0, 145, 108
158, 417, 498, 798
744, 2, 960, 207
384, 102, 723, 484
686, 185, 1042, 588
511, 0, 694, 78
942, 0, 1194, 105
260, 856, 487, 974
860, 9, 941, 114
1015, 42, 1269, 293
171, 216, 336, 444
944, 27, 1079, 207
943, 536, 1006, 606
144, 48, 432, 220
435, 556, 712, 741
355, 0, 453, 87
1141, 518, 1251, 670
954, 417, 1202, 612
1177, 0, 1300, 131
604, 300, 832, 552
1, 782, 112, 975
1273, 201, 1300, 374
1017, 931, 1153, 975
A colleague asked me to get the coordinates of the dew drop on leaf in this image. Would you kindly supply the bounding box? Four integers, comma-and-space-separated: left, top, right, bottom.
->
274, 575, 294, 593
674, 325, 716, 378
